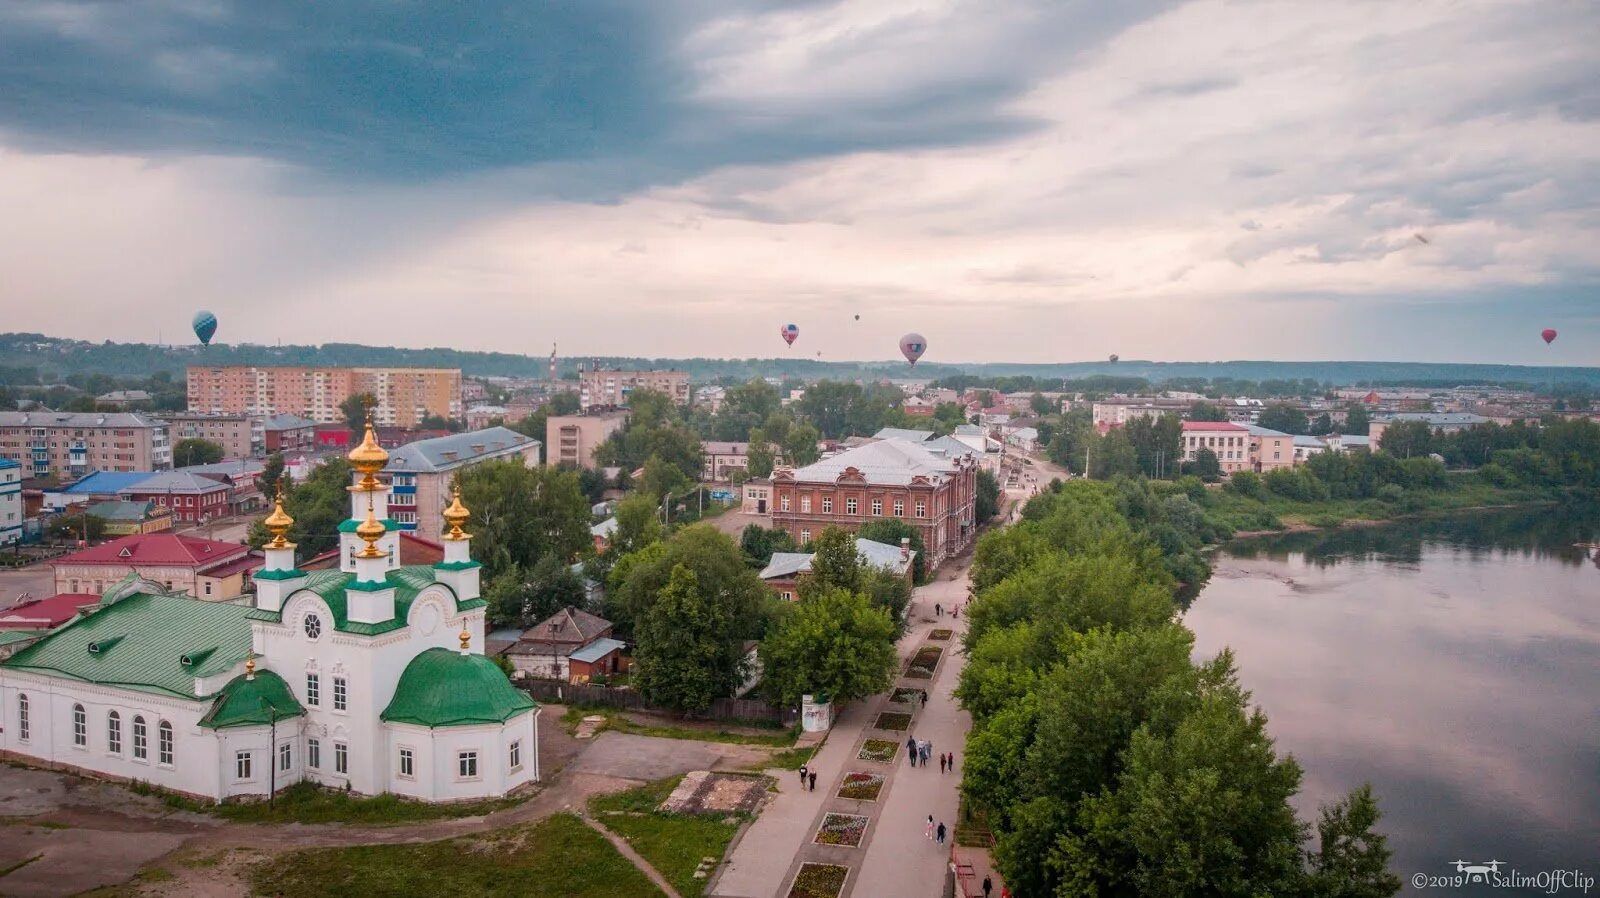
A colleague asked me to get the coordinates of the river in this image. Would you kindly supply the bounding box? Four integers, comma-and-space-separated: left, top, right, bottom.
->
1186, 507, 1600, 890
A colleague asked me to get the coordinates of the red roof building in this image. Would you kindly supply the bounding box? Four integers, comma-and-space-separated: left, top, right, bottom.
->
0, 593, 100, 631
50, 533, 260, 601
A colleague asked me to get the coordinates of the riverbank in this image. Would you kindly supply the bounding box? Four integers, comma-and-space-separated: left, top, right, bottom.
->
1196, 473, 1558, 538
1222, 498, 1558, 542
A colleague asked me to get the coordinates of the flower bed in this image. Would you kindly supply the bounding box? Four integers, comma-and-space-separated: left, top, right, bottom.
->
814, 813, 869, 848
788, 863, 849, 898
889, 687, 925, 705
929, 628, 953, 641
873, 711, 912, 731
905, 645, 943, 679
858, 739, 899, 763
835, 772, 885, 801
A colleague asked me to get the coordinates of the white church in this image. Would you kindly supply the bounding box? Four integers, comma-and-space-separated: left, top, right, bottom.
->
0, 421, 540, 803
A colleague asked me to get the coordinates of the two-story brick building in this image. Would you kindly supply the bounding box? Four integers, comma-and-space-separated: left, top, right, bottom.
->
769, 439, 977, 571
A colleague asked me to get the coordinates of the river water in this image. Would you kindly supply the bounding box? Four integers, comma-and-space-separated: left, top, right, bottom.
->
1186, 507, 1600, 890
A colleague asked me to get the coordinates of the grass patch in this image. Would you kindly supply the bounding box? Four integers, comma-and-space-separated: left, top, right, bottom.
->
589, 777, 744, 898
905, 645, 942, 679
130, 779, 519, 826
788, 862, 848, 898
889, 687, 925, 705
873, 711, 912, 732
858, 739, 900, 763
246, 812, 661, 898
0, 854, 42, 879
765, 745, 817, 771
562, 705, 798, 747
928, 628, 953, 641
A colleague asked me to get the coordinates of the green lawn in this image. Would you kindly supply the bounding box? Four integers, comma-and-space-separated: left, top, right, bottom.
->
561, 705, 798, 747
130, 779, 520, 825
245, 813, 663, 898
589, 777, 747, 898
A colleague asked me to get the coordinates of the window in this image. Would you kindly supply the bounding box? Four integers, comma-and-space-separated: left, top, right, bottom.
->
871, 499, 883, 516
780, 591, 793, 601
306, 673, 320, 706
17, 694, 28, 741
304, 613, 322, 640
108, 711, 122, 754
399, 748, 414, 778
279, 742, 292, 772
203, 581, 213, 597
800, 495, 811, 513
72, 704, 86, 747
800, 529, 811, 545
333, 676, 347, 711
821, 496, 832, 514
132, 716, 147, 760
915, 500, 927, 518
307, 738, 321, 769
893, 500, 905, 516
158, 721, 174, 765
780, 495, 790, 512
458, 751, 479, 779
236, 751, 253, 780
846, 498, 858, 515
509, 740, 522, 770
334, 741, 348, 774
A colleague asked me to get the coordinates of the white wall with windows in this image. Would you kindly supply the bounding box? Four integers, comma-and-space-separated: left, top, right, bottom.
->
384, 715, 538, 802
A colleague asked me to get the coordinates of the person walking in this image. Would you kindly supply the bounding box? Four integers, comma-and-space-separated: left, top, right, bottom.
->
939, 753, 947, 774
949, 751, 957, 773
983, 875, 993, 898
808, 771, 817, 792
798, 764, 808, 787
906, 736, 917, 765
936, 821, 947, 845
925, 815, 935, 840
935, 601, 942, 616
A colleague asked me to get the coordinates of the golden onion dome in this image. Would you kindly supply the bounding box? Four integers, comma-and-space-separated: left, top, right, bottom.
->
347, 411, 389, 490
263, 489, 295, 549
441, 487, 471, 540
354, 494, 388, 558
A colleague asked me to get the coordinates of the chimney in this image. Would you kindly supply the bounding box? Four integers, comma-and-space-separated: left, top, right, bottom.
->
900, 537, 910, 561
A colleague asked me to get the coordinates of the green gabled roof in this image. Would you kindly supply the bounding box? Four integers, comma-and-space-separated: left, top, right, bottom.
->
337, 518, 402, 533
246, 566, 481, 637
381, 648, 536, 728
199, 670, 305, 729
3, 594, 254, 700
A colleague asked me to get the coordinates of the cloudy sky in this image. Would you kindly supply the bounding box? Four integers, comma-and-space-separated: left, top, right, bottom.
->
2, 0, 1597, 365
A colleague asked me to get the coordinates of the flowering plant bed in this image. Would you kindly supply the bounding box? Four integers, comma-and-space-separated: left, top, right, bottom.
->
905, 645, 943, 679
889, 687, 925, 705
814, 813, 869, 848
929, 628, 953, 640
873, 711, 912, 731
858, 739, 899, 763
788, 863, 849, 898
835, 772, 885, 801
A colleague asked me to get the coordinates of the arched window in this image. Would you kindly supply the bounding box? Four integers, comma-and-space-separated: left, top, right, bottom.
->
17, 694, 29, 741
132, 716, 148, 760
107, 711, 122, 754
72, 704, 86, 747
157, 720, 174, 765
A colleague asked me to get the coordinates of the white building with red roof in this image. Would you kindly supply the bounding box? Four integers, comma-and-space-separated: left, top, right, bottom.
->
50, 533, 261, 601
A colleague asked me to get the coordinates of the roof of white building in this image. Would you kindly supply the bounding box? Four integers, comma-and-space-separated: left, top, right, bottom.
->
872, 427, 935, 442
785, 438, 967, 486
384, 426, 539, 473
759, 538, 914, 580
1374, 413, 1491, 426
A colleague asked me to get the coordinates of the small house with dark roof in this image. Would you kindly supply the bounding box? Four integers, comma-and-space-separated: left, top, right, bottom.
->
505, 606, 628, 683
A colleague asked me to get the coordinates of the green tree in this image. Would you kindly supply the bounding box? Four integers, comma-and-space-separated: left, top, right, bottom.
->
1343, 403, 1372, 436
861, 566, 912, 630
634, 564, 742, 714
611, 493, 664, 556
711, 379, 782, 441
50, 513, 107, 542
340, 392, 377, 431
783, 422, 822, 466
797, 527, 864, 599
524, 552, 588, 624
1187, 447, 1223, 482
739, 524, 796, 566
605, 524, 772, 641
1188, 401, 1230, 422
1089, 428, 1139, 479
1125, 415, 1183, 478
1259, 403, 1310, 435
639, 453, 693, 502
1309, 412, 1335, 436
1304, 784, 1403, 898
256, 453, 286, 501
745, 428, 776, 479
759, 587, 897, 706
975, 468, 1001, 521
1029, 393, 1056, 415
275, 457, 352, 558
173, 438, 224, 467
857, 518, 928, 584
455, 461, 592, 580
1377, 419, 1433, 458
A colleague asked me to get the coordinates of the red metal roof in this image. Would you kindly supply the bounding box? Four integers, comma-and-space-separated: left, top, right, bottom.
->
0, 594, 100, 630
1180, 421, 1247, 431
300, 532, 445, 570
53, 533, 251, 568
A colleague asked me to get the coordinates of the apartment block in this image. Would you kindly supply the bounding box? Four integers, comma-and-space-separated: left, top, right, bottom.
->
160, 412, 257, 459
545, 412, 628, 469
578, 369, 690, 411
1180, 421, 1251, 473
186, 366, 462, 428
384, 427, 542, 541
0, 412, 173, 480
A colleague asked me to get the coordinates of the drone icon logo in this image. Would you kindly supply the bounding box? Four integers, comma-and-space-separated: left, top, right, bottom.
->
1452, 860, 1505, 883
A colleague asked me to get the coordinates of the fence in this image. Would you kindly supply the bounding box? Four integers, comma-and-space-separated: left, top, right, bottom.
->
519, 680, 798, 725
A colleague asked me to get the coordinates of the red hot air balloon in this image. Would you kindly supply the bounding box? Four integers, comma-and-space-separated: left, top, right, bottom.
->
781, 323, 799, 347
1541, 328, 1557, 345
899, 333, 927, 366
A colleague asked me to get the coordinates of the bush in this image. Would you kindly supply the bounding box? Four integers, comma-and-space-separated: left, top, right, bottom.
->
1227, 471, 1266, 499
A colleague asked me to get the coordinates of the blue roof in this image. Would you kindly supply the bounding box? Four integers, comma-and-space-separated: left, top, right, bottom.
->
63, 471, 158, 494
569, 637, 627, 664
0, 458, 18, 469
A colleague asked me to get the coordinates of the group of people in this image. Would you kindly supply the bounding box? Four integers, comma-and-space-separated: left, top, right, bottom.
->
796, 765, 818, 791
924, 814, 947, 845
906, 736, 957, 773
933, 600, 961, 618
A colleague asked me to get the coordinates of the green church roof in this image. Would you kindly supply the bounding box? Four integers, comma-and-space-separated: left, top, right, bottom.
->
199, 670, 306, 729
4, 594, 254, 699
244, 565, 485, 636
381, 648, 536, 728
337, 518, 402, 533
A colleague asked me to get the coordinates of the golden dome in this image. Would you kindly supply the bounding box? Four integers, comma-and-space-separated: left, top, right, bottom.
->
459, 628, 471, 652
347, 411, 389, 491
354, 494, 388, 559
245, 652, 257, 680
263, 483, 295, 549
441, 487, 471, 541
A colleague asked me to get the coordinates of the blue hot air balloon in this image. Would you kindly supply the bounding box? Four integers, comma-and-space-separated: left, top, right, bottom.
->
192, 310, 218, 346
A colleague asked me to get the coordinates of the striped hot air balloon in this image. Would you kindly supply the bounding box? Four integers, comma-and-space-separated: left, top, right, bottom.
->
192, 310, 218, 346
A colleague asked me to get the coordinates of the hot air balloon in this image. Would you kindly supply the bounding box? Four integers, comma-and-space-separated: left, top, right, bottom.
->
899, 333, 927, 367
1109, 354, 1120, 364
1541, 328, 1557, 345
854, 314, 860, 321
781, 323, 799, 347
192, 310, 218, 346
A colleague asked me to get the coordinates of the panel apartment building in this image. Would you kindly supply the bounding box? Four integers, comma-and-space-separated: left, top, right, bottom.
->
578, 369, 690, 411
187, 366, 462, 428
0, 412, 173, 480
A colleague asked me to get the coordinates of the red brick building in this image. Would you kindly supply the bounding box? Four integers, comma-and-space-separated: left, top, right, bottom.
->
770, 439, 978, 570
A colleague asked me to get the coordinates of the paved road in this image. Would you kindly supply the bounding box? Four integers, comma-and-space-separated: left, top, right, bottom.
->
0, 566, 55, 610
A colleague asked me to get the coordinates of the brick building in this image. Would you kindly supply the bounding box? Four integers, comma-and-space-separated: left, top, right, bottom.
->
50, 533, 260, 600
160, 412, 257, 460
1180, 421, 1251, 473
186, 366, 462, 428
0, 412, 173, 479
261, 414, 318, 453
545, 412, 627, 469
116, 470, 231, 524
770, 439, 978, 571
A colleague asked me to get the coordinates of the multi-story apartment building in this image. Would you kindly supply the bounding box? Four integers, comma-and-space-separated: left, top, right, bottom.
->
545, 412, 627, 469
0, 459, 20, 546
578, 369, 690, 411
1180, 421, 1252, 473
186, 366, 462, 428
1091, 399, 1188, 428
0, 412, 172, 480
160, 413, 257, 460
1242, 425, 1296, 472
770, 439, 978, 570
384, 427, 541, 541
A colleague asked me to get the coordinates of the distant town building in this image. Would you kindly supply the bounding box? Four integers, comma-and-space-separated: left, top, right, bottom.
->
82, 500, 173, 536
901, 396, 936, 417
1369, 413, 1492, 449
383, 427, 541, 541
0, 593, 100, 632
0, 411, 174, 479
161, 412, 257, 460
770, 439, 978, 570
1180, 422, 1251, 474
702, 442, 751, 483
545, 412, 627, 470
261, 414, 318, 454
116, 471, 232, 524
0, 459, 19, 546
505, 606, 627, 683
464, 406, 508, 431
50, 532, 260, 600
758, 537, 915, 601
94, 390, 152, 407
578, 368, 689, 411
186, 366, 463, 428
1241, 425, 1295, 473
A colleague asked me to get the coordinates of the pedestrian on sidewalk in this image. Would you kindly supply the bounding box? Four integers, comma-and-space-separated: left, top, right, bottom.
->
935, 601, 942, 616
798, 764, 808, 786
939, 753, 946, 774
983, 875, 993, 897
808, 771, 817, 792
906, 736, 917, 765
949, 751, 957, 773
936, 821, 947, 844
925, 815, 935, 840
